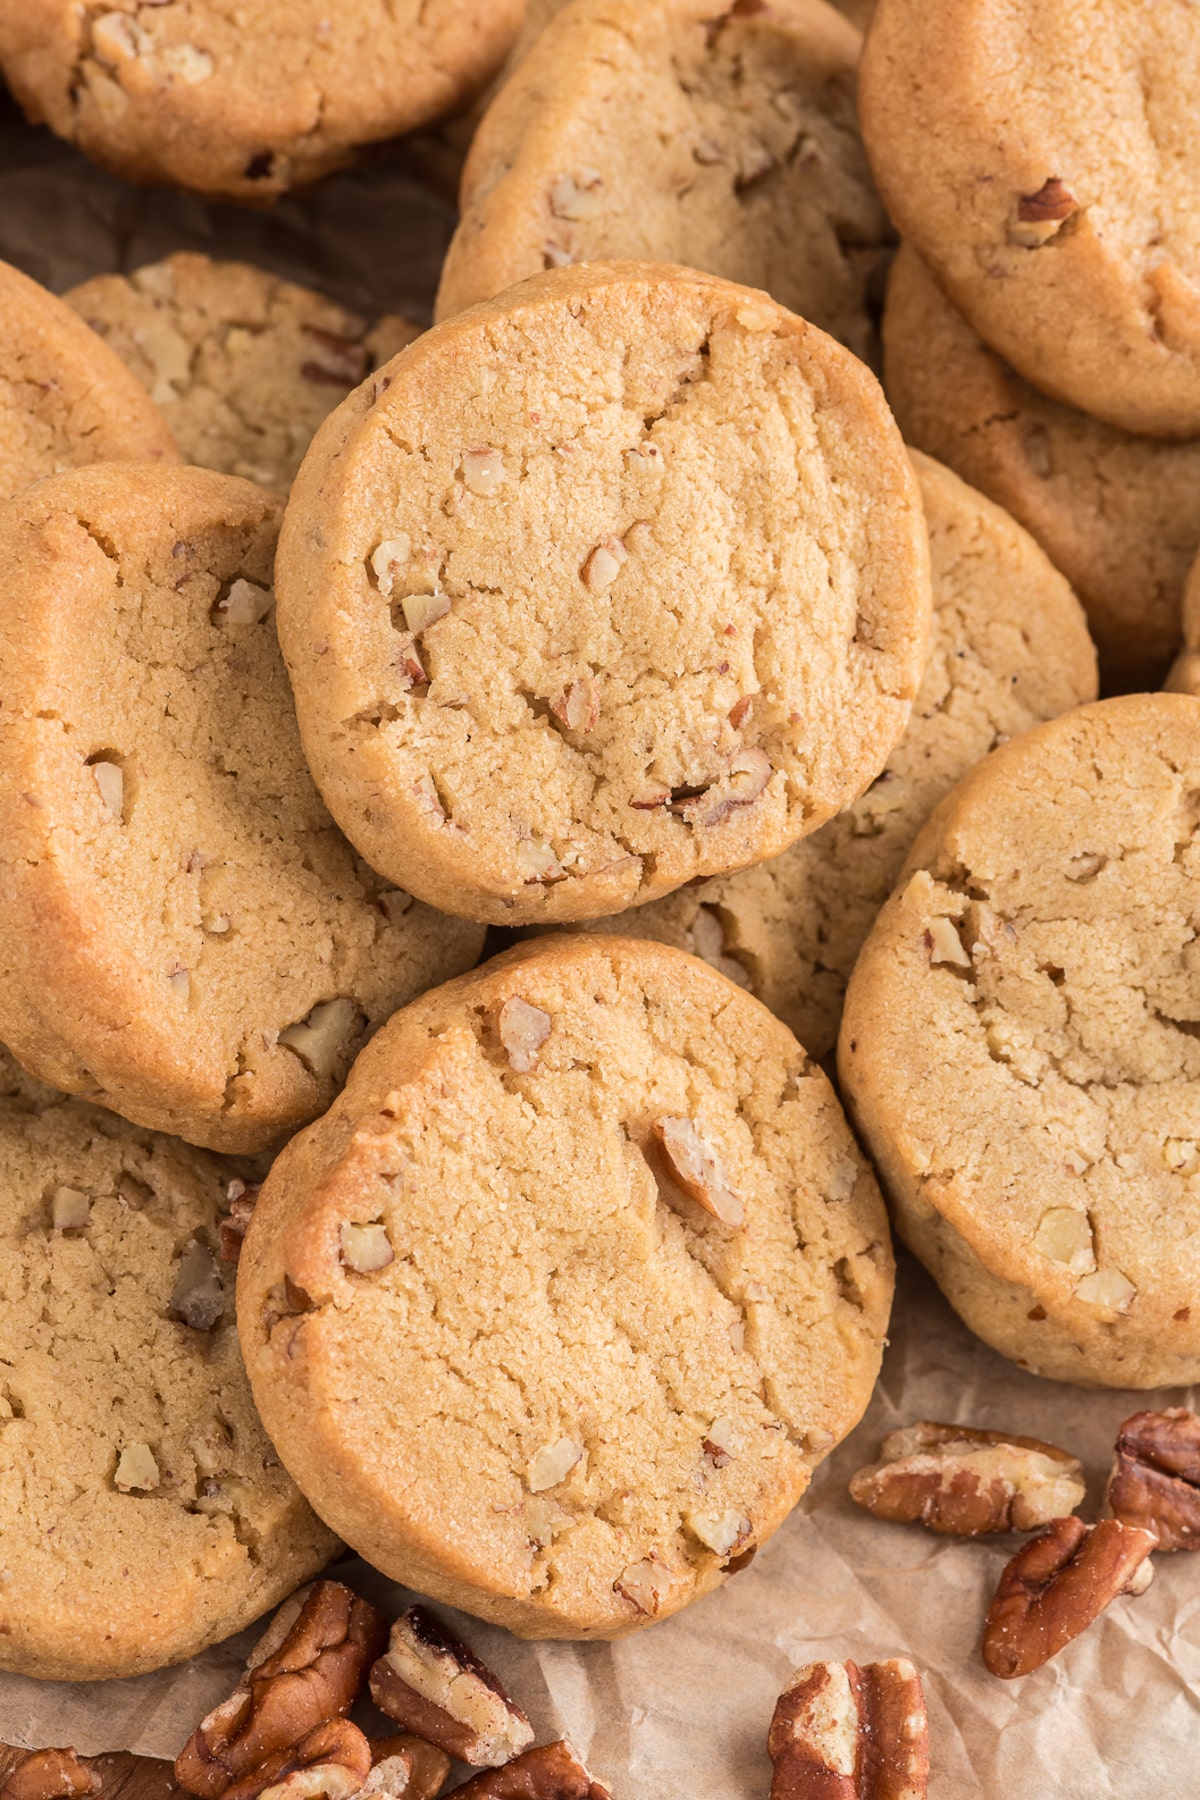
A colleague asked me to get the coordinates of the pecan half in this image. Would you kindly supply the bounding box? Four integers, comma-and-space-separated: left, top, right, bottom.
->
369, 1607, 533, 1769
176, 1583, 388, 1798
0, 1751, 100, 1800
1107, 1407, 1200, 1550
767, 1659, 929, 1799
441, 1743, 610, 1799
849, 1421, 1085, 1535
221, 1720, 370, 1800
365, 1737, 450, 1800
982, 1517, 1156, 1678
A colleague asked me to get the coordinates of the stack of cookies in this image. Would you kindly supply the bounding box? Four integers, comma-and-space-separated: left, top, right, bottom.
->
0, 0, 1198, 1792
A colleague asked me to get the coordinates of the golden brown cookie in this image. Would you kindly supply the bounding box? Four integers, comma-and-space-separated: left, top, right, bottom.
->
435, 0, 890, 368
276, 261, 931, 927
568, 453, 1097, 1060
0, 254, 178, 501
0, 1, 525, 202
237, 936, 893, 1639
884, 245, 1200, 686
67, 254, 420, 494
0, 464, 484, 1153
0, 1088, 337, 1681
840, 693, 1200, 1390
860, 0, 1200, 438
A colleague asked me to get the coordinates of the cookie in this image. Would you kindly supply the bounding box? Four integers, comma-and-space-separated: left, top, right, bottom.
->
277, 261, 932, 928
1165, 555, 1200, 698
884, 245, 1200, 686
0, 254, 178, 502
0, 2, 524, 202
67, 254, 420, 495
434, 0, 891, 369
0, 1087, 337, 1681
860, 0, 1200, 439
569, 452, 1097, 1061
839, 693, 1200, 1390
237, 935, 894, 1639
0, 464, 484, 1154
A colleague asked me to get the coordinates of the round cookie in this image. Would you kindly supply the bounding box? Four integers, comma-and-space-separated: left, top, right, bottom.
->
434, 0, 891, 368
0, 1088, 337, 1681
839, 693, 1200, 1391
277, 261, 932, 928
237, 935, 894, 1639
0, 255, 178, 502
67, 254, 421, 495
569, 453, 1097, 1062
860, 0, 1200, 439
0, 1, 524, 203
1165, 554, 1200, 699
884, 245, 1200, 686
0, 464, 484, 1153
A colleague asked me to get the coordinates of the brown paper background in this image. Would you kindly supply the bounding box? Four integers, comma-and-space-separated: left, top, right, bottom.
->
0, 95, 1197, 1800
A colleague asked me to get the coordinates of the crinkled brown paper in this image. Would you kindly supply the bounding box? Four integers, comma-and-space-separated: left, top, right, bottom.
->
0, 96, 1197, 1800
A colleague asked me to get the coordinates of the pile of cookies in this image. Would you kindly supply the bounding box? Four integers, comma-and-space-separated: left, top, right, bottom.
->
0, 0, 1199, 1794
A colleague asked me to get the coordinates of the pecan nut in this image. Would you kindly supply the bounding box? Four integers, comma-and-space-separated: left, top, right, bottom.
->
369, 1607, 533, 1769
365, 1737, 451, 1800
440, 1743, 610, 1799
220, 1181, 260, 1263
1016, 177, 1077, 224
768, 1658, 929, 1800
1106, 1407, 1200, 1551
221, 1720, 370, 1800
982, 1516, 1156, 1678
0, 1751, 100, 1800
849, 1421, 1085, 1535
176, 1582, 388, 1798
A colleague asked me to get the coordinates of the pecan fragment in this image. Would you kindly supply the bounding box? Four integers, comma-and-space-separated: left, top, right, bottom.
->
1017, 177, 1077, 224
220, 1181, 260, 1262
0, 1750, 100, 1800
767, 1658, 929, 1799
849, 1421, 1085, 1536
982, 1516, 1156, 1678
369, 1606, 533, 1769
365, 1737, 450, 1800
1107, 1407, 1200, 1551
176, 1583, 388, 1798
221, 1719, 370, 1800
652, 1115, 744, 1228
441, 1743, 609, 1799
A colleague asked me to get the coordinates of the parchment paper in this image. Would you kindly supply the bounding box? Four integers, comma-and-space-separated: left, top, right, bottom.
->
0, 96, 1196, 1800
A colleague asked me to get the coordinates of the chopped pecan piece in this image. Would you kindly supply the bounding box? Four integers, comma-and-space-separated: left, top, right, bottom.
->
849, 1421, 1085, 1535
369, 1607, 533, 1769
366, 1737, 450, 1800
220, 1181, 260, 1263
1017, 177, 1077, 223
441, 1743, 609, 1799
1107, 1407, 1200, 1550
221, 1720, 370, 1800
982, 1517, 1156, 1678
176, 1583, 387, 1798
652, 1115, 744, 1228
0, 1750, 100, 1800
768, 1658, 929, 1799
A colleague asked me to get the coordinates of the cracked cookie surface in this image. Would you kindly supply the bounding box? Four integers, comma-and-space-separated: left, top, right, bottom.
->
567, 452, 1097, 1061
0, 464, 484, 1153
839, 692, 1200, 1389
884, 246, 1200, 686
435, 0, 891, 367
0, 1080, 337, 1681
0, 254, 178, 502
237, 935, 893, 1639
67, 254, 420, 495
276, 261, 931, 927
0, 0, 524, 201
860, 0, 1200, 438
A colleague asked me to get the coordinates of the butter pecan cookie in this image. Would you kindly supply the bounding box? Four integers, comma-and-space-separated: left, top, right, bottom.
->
840, 693, 1200, 1390
0, 254, 177, 501
67, 254, 420, 494
0, 1088, 337, 1681
569, 453, 1096, 1060
1165, 555, 1200, 699
276, 262, 931, 927
0, 464, 483, 1153
435, 0, 890, 367
237, 935, 893, 1638
0, 1, 524, 202
884, 246, 1200, 686
860, 0, 1200, 438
